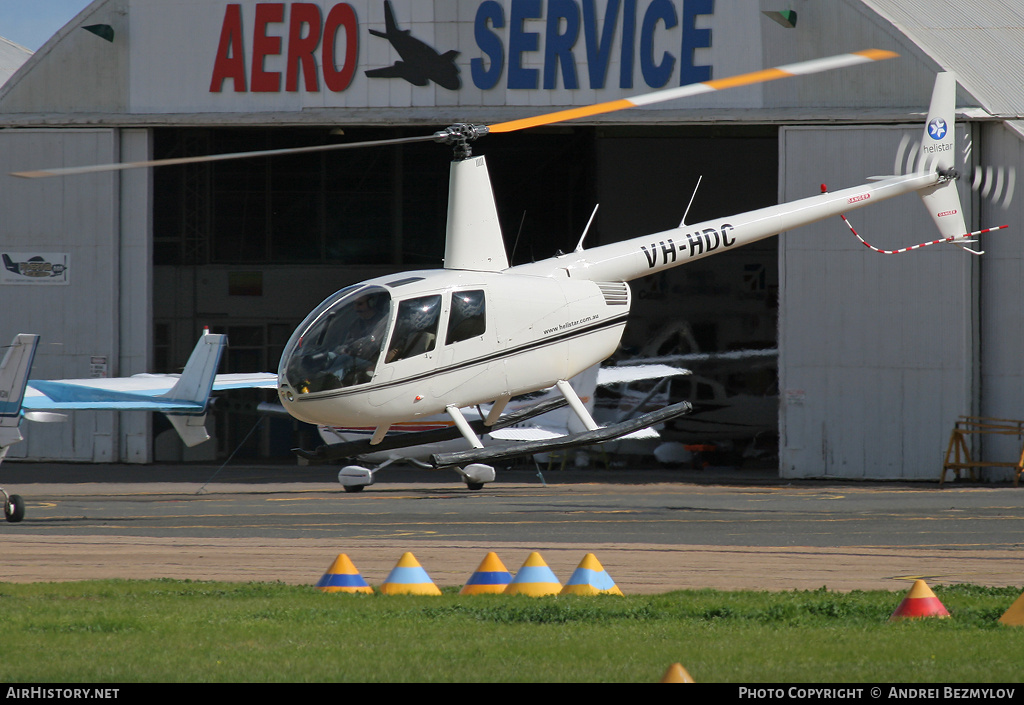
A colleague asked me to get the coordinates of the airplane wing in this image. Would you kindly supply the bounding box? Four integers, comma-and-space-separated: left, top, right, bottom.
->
488, 427, 563, 441
598, 363, 690, 385
489, 425, 659, 442
23, 348, 276, 412
365, 63, 428, 86
628, 349, 778, 368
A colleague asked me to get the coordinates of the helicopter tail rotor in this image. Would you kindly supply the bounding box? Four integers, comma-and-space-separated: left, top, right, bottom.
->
838, 72, 1009, 255
893, 74, 1016, 213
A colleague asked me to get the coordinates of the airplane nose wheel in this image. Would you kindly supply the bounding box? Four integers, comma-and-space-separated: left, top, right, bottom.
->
2, 489, 25, 523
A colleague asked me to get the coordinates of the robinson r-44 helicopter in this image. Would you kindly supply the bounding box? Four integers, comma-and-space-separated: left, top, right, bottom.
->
12, 51, 1008, 493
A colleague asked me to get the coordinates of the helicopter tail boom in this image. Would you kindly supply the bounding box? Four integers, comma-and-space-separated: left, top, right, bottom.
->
512, 72, 972, 283
512, 171, 938, 283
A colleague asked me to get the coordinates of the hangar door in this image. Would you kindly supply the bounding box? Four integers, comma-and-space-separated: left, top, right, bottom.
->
778, 125, 977, 480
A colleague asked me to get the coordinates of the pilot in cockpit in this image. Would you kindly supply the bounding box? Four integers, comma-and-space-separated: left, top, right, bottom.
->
332, 293, 389, 385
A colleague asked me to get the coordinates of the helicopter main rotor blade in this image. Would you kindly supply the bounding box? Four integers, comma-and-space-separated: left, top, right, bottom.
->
487, 49, 898, 134
11, 133, 440, 179
13, 48, 896, 179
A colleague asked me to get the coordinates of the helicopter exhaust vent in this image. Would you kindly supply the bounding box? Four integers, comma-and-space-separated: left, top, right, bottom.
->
597, 282, 630, 306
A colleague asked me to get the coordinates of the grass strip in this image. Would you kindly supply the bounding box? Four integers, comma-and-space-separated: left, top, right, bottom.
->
0, 581, 1021, 682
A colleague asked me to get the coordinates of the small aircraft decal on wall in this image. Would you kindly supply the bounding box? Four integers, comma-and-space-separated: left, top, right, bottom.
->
365, 1, 461, 90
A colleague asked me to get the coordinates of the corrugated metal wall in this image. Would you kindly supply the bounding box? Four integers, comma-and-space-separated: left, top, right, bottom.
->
779, 124, 977, 480
0, 128, 152, 463
978, 121, 1024, 478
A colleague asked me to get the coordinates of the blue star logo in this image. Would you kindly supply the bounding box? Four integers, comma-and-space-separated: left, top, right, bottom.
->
928, 118, 947, 140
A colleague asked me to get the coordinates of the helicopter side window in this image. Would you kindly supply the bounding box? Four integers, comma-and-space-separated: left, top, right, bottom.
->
386, 295, 442, 363
445, 289, 486, 345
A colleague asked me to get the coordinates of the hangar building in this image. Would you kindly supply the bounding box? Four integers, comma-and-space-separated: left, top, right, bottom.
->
1, 0, 1022, 480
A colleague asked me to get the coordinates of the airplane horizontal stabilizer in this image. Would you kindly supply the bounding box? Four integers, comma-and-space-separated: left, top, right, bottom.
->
166, 413, 211, 447
430, 400, 692, 468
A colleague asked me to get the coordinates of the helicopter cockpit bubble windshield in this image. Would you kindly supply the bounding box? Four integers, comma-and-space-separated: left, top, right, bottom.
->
279, 285, 392, 395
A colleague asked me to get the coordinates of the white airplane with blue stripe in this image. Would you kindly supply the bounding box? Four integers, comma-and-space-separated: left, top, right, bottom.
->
0, 332, 275, 522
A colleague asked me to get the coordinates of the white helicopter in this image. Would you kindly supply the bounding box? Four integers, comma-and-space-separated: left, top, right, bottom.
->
10, 51, 1007, 496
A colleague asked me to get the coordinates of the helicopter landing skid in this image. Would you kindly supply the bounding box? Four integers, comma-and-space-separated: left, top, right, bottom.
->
430, 400, 692, 468
292, 396, 570, 464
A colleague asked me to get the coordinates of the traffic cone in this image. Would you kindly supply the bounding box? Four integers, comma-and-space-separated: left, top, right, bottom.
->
889, 579, 950, 620
660, 663, 696, 683
380, 552, 442, 595
998, 590, 1024, 626
504, 552, 561, 596
560, 553, 624, 596
315, 553, 373, 594
460, 552, 513, 595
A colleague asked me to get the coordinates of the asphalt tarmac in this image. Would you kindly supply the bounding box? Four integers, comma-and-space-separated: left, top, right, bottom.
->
2, 461, 1022, 593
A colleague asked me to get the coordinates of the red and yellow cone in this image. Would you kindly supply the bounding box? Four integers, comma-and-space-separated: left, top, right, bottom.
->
380, 552, 442, 595
315, 553, 373, 594
889, 579, 950, 620
660, 663, 696, 683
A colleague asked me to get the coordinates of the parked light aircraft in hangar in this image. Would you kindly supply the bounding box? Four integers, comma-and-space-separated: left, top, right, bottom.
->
5, 51, 1010, 509
0, 333, 275, 522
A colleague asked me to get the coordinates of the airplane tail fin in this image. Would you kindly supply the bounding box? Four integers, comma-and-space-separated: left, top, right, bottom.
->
383, 0, 398, 33
0, 334, 38, 449
916, 72, 968, 241
160, 333, 226, 406
369, 0, 399, 38
160, 333, 227, 447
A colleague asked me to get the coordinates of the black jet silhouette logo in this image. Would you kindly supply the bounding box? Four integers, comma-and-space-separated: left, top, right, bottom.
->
365, 1, 461, 90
